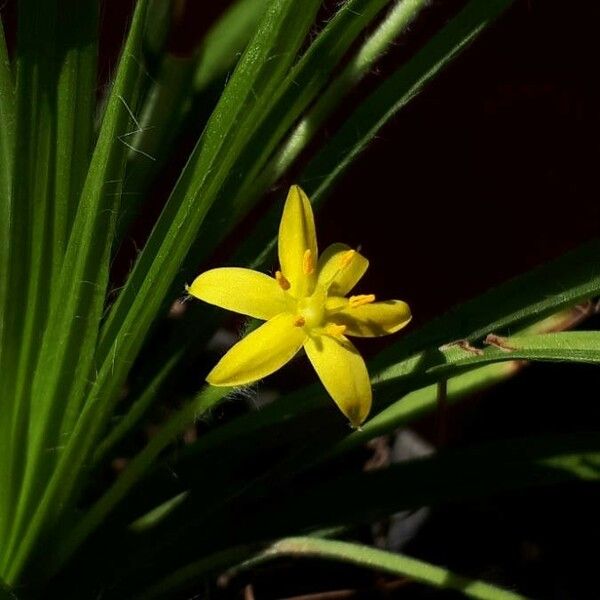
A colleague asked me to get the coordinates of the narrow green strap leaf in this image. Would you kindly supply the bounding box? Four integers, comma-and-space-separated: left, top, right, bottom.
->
0, 16, 15, 541
53, 1, 98, 290
4, 0, 150, 582
230, 538, 528, 600
0, 18, 13, 202
0, 0, 61, 549
376, 332, 600, 394
98, 0, 322, 367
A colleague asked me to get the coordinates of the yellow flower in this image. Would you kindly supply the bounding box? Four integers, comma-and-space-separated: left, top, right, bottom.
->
188, 185, 411, 427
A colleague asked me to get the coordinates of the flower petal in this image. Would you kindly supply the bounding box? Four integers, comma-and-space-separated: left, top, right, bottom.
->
188, 267, 287, 320
207, 313, 306, 386
317, 243, 369, 295
278, 185, 318, 296
331, 299, 412, 337
304, 334, 372, 427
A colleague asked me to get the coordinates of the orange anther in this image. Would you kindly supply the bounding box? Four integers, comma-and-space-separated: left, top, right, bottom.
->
276, 270, 291, 290
303, 249, 315, 275
349, 294, 375, 308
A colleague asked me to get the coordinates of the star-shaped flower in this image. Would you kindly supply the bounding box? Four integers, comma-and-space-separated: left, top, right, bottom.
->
188, 185, 411, 427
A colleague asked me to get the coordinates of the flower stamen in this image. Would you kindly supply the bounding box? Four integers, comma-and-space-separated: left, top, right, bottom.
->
303, 249, 315, 275
341, 249, 356, 268
275, 270, 291, 290
349, 294, 376, 308
325, 323, 347, 337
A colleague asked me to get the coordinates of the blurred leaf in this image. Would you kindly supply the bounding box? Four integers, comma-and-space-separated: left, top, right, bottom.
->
4, 0, 150, 582
193, 0, 271, 92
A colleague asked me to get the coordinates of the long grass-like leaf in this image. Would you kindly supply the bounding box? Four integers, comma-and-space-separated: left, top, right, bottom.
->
4, 0, 150, 581
234, 538, 527, 600
0, 0, 62, 552
0, 16, 15, 541
145, 537, 528, 600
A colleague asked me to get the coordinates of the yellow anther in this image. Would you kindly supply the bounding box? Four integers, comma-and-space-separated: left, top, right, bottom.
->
349, 294, 376, 308
275, 270, 291, 290
294, 315, 306, 327
341, 249, 356, 268
325, 323, 347, 337
302, 249, 315, 275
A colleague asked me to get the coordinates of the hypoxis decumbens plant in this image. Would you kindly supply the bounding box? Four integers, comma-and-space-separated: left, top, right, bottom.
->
0, 1, 599, 599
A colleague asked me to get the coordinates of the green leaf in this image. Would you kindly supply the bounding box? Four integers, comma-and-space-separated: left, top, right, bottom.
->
3, 0, 150, 582
0, 15, 15, 542
52, 1, 98, 292
236, 538, 528, 600
193, 0, 271, 92
0, 0, 97, 548
0, 0, 70, 552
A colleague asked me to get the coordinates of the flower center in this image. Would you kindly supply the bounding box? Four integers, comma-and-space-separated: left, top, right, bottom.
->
297, 287, 326, 329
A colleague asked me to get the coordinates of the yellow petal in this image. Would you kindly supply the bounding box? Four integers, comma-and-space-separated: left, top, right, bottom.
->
188, 267, 287, 320
278, 185, 318, 296
207, 313, 306, 386
317, 243, 369, 295
331, 299, 412, 337
304, 334, 372, 427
